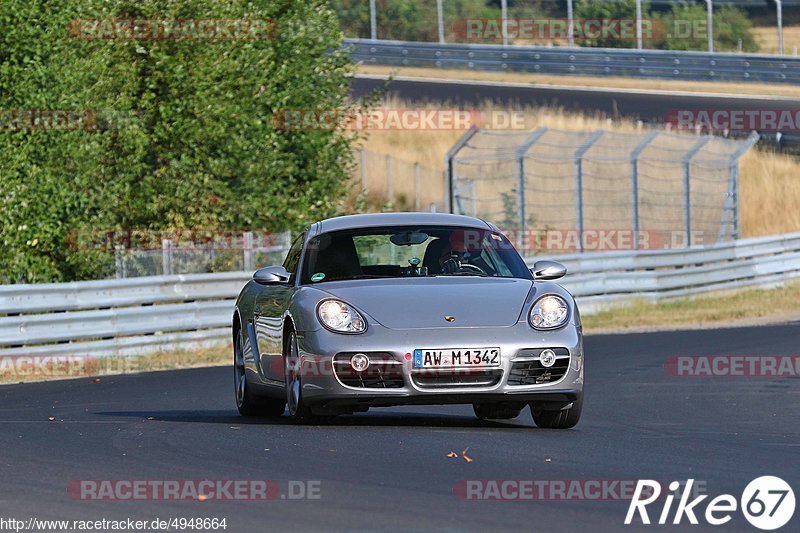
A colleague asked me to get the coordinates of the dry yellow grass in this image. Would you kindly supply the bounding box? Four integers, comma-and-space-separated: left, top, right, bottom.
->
357, 64, 800, 98
753, 25, 800, 56
357, 98, 800, 238
583, 281, 800, 334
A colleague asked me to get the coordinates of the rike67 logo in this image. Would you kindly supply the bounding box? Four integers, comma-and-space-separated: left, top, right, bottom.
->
626, 477, 795, 530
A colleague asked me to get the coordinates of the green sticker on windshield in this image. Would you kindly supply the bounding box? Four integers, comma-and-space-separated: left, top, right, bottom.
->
311, 272, 325, 282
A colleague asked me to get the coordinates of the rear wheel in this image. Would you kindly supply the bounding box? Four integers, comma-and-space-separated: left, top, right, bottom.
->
234, 327, 285, 417
530, 396, 583, 429
472, 403, 523, 420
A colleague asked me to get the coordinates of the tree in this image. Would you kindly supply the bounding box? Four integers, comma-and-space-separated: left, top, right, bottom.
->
0, 0, 357, 283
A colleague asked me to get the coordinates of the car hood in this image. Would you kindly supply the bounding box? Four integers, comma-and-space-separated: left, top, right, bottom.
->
317, 277, 533, 329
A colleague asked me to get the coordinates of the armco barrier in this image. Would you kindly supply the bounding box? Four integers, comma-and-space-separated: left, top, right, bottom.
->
1, 232, 799, 358
346, 38, 800, 85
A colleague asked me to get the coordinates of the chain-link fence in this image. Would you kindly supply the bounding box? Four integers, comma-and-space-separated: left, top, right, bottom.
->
113, 231, 292, 278
447, 127, 758, 253
353, 148, 445, 212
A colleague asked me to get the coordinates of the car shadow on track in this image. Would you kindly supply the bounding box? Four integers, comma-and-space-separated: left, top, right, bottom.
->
96, 410, 533, 429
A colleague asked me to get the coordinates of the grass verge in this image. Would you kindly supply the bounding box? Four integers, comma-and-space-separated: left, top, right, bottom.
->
357, 64, 800, 98
0, 343, 230, 385
582, 281, 800, 334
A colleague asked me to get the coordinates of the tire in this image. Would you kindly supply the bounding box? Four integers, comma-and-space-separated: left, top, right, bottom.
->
530, 396, 583, 429
234, 327, 286, 417
472, 403, 523, 420
284, 331, 316, 423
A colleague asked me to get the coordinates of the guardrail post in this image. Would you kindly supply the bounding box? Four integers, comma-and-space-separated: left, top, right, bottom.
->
574, 131, 605, 252
630, 131, 660, 249
515, 128, 549, 253
682, 136, 712, 247
444, 125, 479, 213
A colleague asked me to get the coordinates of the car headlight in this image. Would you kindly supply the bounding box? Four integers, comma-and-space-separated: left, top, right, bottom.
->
317, 299, 367, 334
529, 295, 570, 330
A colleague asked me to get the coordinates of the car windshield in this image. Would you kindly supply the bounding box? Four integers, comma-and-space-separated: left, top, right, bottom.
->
300, 225, 531, 284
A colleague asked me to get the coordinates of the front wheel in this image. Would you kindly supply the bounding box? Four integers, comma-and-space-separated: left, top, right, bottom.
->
530, 396, 583, 429
234, 328, 285, 417
284, 331, 316, 423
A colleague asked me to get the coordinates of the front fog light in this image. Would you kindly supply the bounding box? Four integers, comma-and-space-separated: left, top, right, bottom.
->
529, 295, 569, 330
350, 353, 370, 372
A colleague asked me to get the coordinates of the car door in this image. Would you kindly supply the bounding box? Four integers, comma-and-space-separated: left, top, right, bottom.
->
254, 231, 305, 384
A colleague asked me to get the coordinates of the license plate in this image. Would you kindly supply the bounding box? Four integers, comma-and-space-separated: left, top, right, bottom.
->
413, 348, 500, 369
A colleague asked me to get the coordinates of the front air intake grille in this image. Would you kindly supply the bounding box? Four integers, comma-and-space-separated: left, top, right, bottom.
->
411, 369, 503, 389
333, 352, 405, 388
508, 348, 570, 386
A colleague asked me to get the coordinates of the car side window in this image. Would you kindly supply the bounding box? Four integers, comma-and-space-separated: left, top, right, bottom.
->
283, 232, 306, 275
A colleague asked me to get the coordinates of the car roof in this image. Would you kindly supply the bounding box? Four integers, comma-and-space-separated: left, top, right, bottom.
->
314, 212, 494, 235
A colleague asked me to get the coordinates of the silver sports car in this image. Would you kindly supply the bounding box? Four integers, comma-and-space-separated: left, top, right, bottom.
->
232, 212, 584, 428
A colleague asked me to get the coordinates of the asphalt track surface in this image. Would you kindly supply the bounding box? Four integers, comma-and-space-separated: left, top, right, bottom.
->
350, 76, 800, 125
1, 323, 798, 532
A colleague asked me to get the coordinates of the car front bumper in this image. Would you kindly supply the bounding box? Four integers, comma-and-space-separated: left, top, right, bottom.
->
295, 321, 584, 411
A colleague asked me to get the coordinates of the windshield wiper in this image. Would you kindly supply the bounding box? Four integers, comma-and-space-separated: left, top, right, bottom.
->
436, 272, 490, 277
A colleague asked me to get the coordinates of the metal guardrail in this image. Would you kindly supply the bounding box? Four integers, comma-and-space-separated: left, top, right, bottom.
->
346, 38, 800, 84
1, 232, 799, 358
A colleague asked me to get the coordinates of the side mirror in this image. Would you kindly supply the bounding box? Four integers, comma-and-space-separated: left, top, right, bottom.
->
253, 266, 290, 285
530, 260, 567, 281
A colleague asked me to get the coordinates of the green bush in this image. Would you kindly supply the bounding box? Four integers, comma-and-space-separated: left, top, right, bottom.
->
0, 0, 357, 283
658, 4, 758, 52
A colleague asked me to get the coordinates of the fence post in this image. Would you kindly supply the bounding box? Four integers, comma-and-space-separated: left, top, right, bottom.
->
574, 131, 605, 253
682, 136, 712, 247
444, 126, 479, 213
114, 245, 125, 279
516, 128, 549, 253
630, 131, 660, 250
636, 0, 643, 50
385, 154, 393, 204
437, 0, 444, 44
776, 0, 784, 56
414, 162, 421, 211
567, 0, 575, 48
369, 0, 377, 40
161, 238, 173, 275
725, 132, 760, 241
360, 147, 367, 192
243, 231, 254, 272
